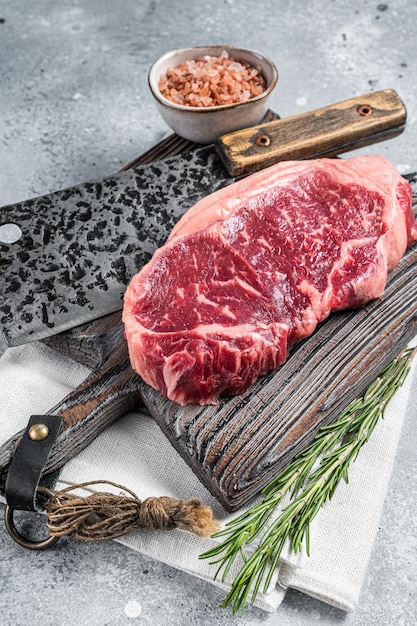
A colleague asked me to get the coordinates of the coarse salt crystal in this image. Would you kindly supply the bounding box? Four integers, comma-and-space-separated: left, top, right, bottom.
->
158, 51, 266, 108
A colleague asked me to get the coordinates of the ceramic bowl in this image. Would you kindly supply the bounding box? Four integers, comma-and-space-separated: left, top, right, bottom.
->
148, 46, 278, 144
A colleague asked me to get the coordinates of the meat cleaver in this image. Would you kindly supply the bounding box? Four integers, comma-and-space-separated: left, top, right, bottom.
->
0, 89, 407, 346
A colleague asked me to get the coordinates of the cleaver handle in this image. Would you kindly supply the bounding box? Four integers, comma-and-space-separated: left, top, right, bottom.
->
217, 89, 407, 177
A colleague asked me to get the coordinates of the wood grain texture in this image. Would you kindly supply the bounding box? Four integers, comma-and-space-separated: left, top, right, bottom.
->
217, 89, 407, 176
42, 310, 123, 369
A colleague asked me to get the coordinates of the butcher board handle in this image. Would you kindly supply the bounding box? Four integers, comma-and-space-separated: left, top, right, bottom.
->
0, 337, 142, 493
216, 89, 407, 177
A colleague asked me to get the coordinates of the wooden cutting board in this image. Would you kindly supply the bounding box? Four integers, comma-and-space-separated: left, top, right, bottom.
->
40, 140, 417, 512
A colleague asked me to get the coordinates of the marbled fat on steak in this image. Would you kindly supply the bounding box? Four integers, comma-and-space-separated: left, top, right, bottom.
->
123, 155, 417, 406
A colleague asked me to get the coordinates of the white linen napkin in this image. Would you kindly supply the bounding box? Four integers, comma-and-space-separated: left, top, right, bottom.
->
0, 336, 415, 613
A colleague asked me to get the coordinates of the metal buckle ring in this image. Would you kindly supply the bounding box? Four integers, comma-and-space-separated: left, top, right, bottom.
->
4, 491, 59, 550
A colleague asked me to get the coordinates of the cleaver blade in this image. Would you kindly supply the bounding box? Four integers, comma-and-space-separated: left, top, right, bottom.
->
0, 147, 231, 346
0, 89, 407, 346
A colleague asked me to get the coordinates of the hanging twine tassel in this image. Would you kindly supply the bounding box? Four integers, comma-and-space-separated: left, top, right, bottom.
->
40, 481, 220, 541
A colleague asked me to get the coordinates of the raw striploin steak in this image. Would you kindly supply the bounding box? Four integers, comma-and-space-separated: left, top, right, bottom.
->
123, 155, 416, 406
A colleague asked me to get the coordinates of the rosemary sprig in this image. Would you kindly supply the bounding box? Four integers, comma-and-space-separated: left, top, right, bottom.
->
200, 346, 416, 614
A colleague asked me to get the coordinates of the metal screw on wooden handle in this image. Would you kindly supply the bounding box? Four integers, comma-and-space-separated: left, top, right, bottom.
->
255, 134, 271, 147
357, 104, 373, 116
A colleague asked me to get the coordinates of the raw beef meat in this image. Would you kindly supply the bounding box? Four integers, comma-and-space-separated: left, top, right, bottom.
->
123, 155, 416, 406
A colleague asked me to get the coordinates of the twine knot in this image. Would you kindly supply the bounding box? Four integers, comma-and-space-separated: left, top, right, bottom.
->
41, 481, 220, 542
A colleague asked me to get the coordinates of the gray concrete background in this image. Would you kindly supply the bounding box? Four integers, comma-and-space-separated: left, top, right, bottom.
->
0, 1, 416, 624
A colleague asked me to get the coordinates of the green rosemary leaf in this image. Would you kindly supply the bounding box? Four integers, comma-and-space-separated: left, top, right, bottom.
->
251, 557, 269, 603
200, 347, 416, 614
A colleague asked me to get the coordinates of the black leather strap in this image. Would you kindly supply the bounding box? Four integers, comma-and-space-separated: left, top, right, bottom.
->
5, 415, 62, 512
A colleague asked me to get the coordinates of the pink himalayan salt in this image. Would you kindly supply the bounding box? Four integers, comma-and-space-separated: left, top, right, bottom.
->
158, 50, 267, 108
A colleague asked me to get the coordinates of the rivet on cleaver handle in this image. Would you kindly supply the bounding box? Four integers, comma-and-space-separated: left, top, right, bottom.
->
217, 89, 407, 177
